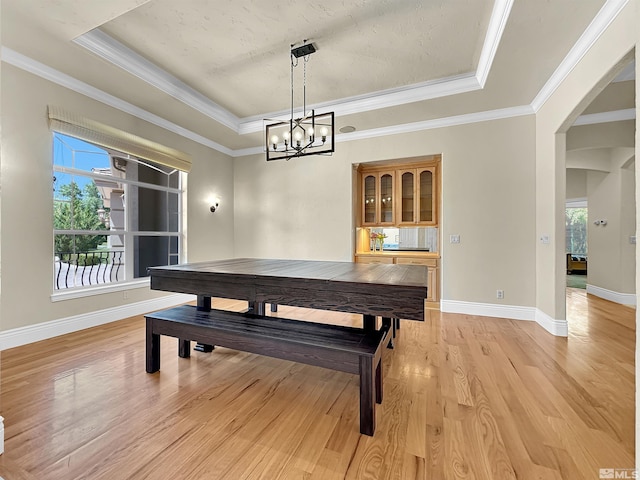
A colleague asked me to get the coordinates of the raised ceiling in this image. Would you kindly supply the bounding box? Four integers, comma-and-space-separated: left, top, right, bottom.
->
2, 0, 630, 155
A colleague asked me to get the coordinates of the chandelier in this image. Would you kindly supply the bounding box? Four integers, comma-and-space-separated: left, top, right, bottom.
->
265, 41, 335, 161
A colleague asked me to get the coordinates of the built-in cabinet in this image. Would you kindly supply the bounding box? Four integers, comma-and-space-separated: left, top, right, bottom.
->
362, 170, 395, 225
397, 166, 437, 225
355, 253, 439, 304
356, 156, 441, 305
359, 159, 438, 227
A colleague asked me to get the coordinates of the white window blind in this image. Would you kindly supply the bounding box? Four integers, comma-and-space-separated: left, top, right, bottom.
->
48, 106, 192, 172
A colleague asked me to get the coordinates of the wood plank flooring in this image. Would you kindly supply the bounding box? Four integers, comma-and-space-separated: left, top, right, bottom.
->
0, 289, 634, 479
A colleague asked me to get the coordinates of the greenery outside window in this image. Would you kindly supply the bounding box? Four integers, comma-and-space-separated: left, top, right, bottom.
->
53, 133, 183, 291
566, 207, 587, 256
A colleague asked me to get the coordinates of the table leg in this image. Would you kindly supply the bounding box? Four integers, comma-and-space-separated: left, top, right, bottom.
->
363, 314, 376, 332
248, 301, 266, 316
194, 295, 214, 352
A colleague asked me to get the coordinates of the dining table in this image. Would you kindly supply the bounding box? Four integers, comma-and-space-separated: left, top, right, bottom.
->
148, 257, 429, 336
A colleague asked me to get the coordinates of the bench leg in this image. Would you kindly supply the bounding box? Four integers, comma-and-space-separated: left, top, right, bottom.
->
376, 356, 383, 404
359, 355, 376, 436
146, 318, 160, 373
382, 317, 395, 349
193, 343, 214, 353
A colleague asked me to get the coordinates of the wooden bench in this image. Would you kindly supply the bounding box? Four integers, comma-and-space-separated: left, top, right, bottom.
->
145, 305, 390, 436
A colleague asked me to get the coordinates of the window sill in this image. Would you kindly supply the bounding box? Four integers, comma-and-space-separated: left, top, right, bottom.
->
51, 278, 151, 302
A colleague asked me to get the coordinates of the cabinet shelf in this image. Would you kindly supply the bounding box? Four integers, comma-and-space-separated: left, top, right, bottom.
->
358, 159, 439, 227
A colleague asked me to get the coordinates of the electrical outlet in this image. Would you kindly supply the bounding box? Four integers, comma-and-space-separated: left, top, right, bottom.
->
450, 234, 460, 244
123, 291, 129, 299
496, 290, 504, 299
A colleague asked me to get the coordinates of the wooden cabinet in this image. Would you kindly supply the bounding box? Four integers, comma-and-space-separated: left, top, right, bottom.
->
395, 257, 439, 302
398, 167, 437, 225
356, 255, 394, 265
359, 159, 438, 227
355, 254, 439, 303
361, 170, 395, 226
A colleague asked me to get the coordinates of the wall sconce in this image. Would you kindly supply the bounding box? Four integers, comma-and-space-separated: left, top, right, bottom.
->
210, 198, 220, 213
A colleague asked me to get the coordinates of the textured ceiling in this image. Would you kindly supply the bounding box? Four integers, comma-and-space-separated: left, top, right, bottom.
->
98, 0, 491, 117
2, 0, 629, 153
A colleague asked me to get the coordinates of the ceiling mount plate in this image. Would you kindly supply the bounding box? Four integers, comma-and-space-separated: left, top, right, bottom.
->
291, 43, 316, 58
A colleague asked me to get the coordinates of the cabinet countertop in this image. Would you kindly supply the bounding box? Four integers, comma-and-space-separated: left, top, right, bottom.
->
355, 251, 440, 259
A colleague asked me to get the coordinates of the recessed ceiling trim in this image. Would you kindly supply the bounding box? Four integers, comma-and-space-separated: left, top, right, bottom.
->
476, 0, 514, 87
73, 29, 240, 131
237, 73, 481, 135
333, 105, 534, 143
232, 105, 534, 158
531, 0, 630, 112
572, 108, 636, 126
1, 47, 234, 156
73, 0, 514, 136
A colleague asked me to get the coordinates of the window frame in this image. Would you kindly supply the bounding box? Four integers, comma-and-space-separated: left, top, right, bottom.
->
52, 132, 185, 299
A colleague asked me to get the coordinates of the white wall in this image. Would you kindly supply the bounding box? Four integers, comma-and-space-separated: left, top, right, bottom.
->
566, 169, 588, 199
587, 148, 636, 295
234, 115, 537, 308
0, 64, 234, 332
535, 0, 637, 320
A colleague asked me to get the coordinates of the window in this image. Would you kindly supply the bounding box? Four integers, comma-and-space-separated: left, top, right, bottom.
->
53, 133, 183, 291
566, 207, 588, 255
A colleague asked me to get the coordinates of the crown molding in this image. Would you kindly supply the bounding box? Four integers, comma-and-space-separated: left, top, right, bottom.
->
231, 105, 534, 157
73, 0, 515, 135
573, 108, 635, 126
4, 42, 625, 160
237, 73, 481, 135
531, 0, 630, 112
333, 105, 533, 142
1, 47, 234, 157
476, 0, 514, 87
73, 29, 240, 131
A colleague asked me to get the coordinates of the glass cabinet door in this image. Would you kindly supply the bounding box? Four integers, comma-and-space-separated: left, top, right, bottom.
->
400, 170, 415, 223
379, 172, 394, 224
418, 168, 435, 224
363, 174, 376, 224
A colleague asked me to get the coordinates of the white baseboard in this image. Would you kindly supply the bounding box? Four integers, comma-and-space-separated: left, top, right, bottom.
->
440, 299, 568, 337
534, 309, 569, 337
0, 294, 196, 351
440, 299, 536, 321
586, 284, 637, 306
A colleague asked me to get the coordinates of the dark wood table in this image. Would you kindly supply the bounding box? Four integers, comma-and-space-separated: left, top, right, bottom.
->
149, 257, 428, 325
148, 258, 427, 435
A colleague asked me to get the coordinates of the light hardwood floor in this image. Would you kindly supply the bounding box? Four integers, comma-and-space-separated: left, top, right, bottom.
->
0, 289, 634, 479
